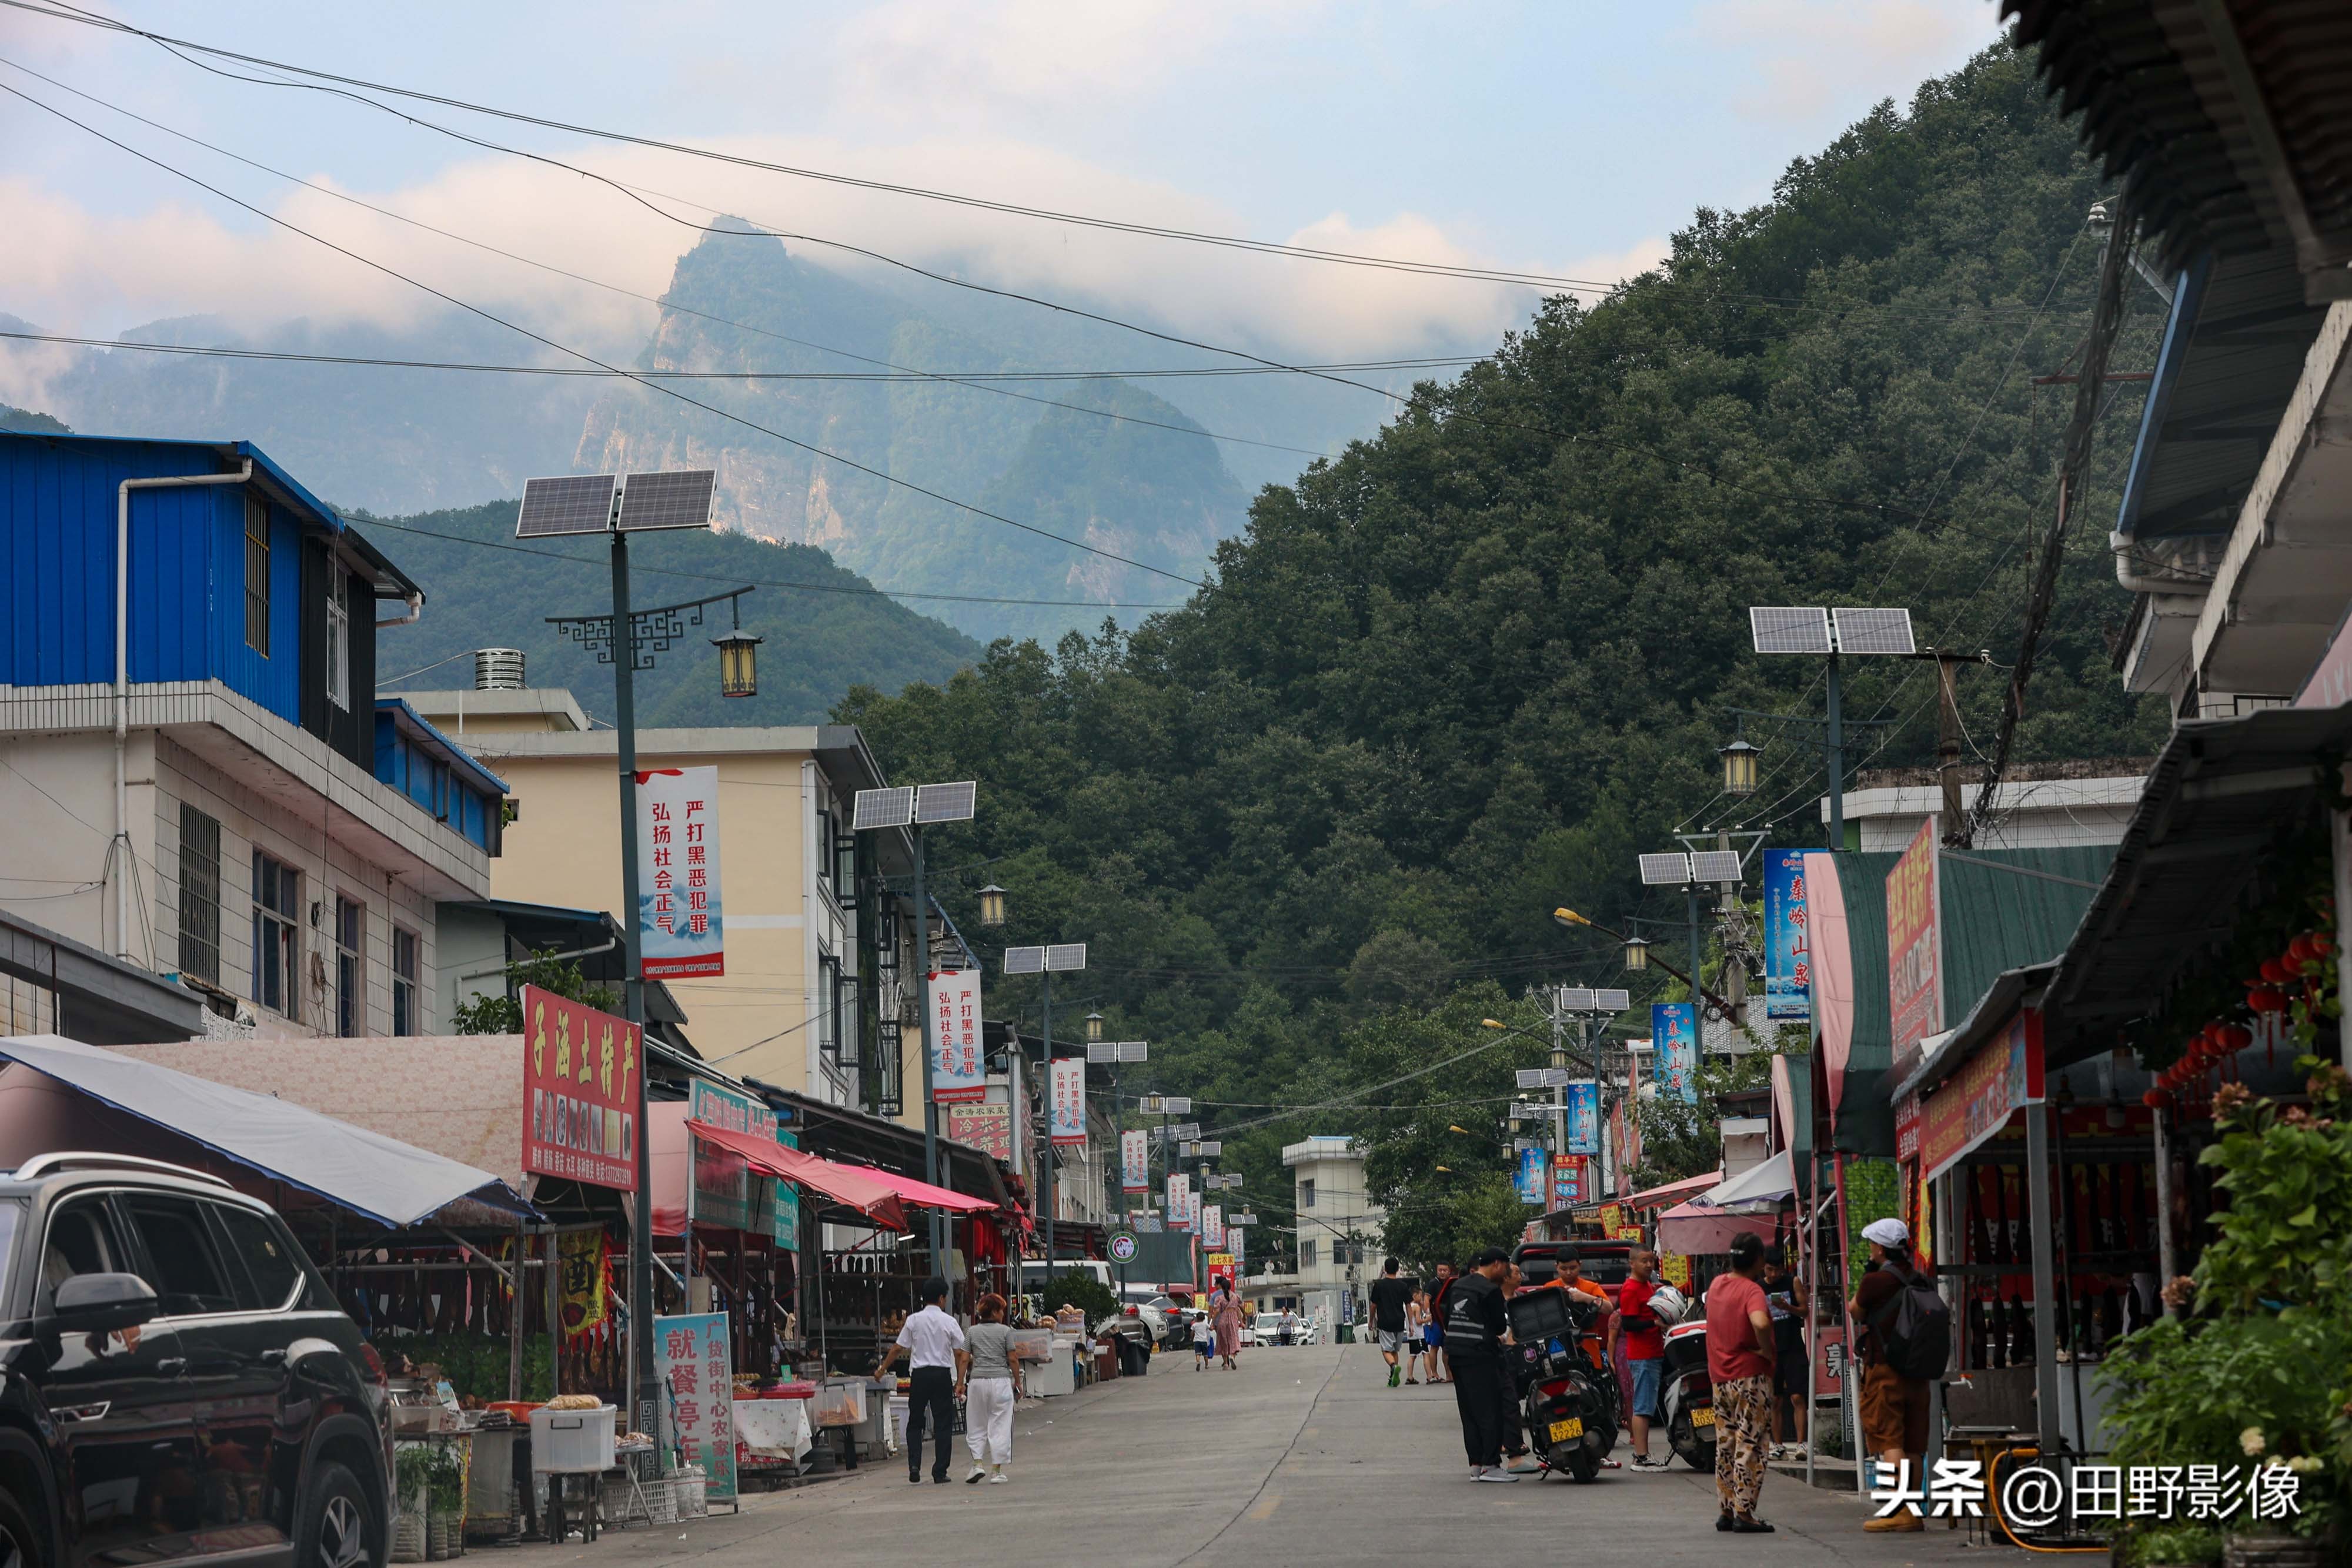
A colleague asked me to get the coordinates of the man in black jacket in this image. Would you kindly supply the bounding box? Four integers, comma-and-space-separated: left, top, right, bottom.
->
1443, 1247, 1518, 1482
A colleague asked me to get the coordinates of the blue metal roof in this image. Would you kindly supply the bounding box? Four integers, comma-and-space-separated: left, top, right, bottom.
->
375, 698, 510, 797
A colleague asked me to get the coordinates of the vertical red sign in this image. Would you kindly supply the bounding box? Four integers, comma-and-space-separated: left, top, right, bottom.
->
521, 984, 640, 1190
1885, 817, 1943, 1065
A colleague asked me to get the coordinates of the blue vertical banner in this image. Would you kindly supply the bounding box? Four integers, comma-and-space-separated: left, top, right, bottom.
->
1565, 1080, 1600, 1154
1762, 847, 1813, 1022
656, 1311, 736, 1503
1652, 1001, 1698, 1103
1516, 1145, 1547, 1205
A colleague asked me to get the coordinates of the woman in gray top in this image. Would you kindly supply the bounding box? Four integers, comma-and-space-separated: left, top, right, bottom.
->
956, 1293, 1023, 1482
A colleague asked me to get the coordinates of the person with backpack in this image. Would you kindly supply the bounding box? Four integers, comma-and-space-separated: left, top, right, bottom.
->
1849, 1217, 1945, 1534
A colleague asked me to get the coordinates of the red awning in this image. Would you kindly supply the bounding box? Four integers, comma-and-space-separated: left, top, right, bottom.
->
848, 1165, 995, 1213
1621, 1170, 1724, 1212
686, 1119, 908, 1232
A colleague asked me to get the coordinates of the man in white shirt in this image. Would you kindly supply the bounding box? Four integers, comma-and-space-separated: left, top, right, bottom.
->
876, 1277, 965, 1483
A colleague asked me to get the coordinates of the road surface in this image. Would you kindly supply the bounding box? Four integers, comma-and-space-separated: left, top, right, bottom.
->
546, 1341, 1973, 1566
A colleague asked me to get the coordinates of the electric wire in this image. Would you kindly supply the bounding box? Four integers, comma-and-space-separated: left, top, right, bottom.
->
0, 78, 1204, 590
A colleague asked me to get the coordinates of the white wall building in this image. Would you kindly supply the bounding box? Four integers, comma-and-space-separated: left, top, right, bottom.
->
1824, 761, 2150, 853
1280, 1135, 1385, 1326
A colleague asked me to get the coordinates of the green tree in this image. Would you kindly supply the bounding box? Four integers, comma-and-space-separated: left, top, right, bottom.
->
452, 949, 622, 1035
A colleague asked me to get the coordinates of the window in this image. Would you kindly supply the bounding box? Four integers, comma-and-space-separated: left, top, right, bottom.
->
243, 494, 270, 655
1299, 1239, 1317, 1268
392, 926, 419, 1036
818, 954, 843, 1064
814, 810, 836, 894
324, 566, 350, 710
333, 895, 364, 1037
177, 804, 221, 983
1299, 1179, 1316, 1210
121, 1195, 238, 1316
251, 851, 299, 1018
876, 1018, 903, 1117
215, 1205, 302, 1310
38, 1198, 115, 1306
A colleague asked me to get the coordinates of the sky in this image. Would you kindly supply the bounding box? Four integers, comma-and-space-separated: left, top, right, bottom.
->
0, 0, 2013, 373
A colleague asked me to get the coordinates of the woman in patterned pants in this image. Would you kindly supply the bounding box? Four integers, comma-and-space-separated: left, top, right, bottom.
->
1704, 1235, 1780, 1532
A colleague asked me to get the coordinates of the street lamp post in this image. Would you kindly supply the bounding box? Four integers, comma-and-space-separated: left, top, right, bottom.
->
532, 467, 746, 1459
1001, 940, 1087, 1286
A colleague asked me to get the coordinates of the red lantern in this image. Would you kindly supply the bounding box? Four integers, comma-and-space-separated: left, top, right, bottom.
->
2249, 987, 2287, 1014
2261, 958, 2293, 985
2288, 933, 2318, 967
2142, 1088, 2170, 1108
2312, 931, 2336, 957
2219, 1022, 2253, 1053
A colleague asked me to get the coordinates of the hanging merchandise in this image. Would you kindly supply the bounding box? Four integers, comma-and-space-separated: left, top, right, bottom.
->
559, 1229, 613, 1339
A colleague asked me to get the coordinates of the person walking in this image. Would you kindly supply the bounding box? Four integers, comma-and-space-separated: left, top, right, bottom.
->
1763, 1252, 1809, 1460
1369, 1257, 1417, 1386
1192, 1308, 1216, 1369
873, 1276, 964, 1485
1210, 1277, 1245, 1369
1618, 1248, 1669, 1470
1706, 1233, 1778, 1532
1404, 1288, 1430, 1383
1442, 1247, 1517, 1482
957, 1293, 1021, 1484
1850, 1218, 1931, 1533
1426, 1261, 1458, 1383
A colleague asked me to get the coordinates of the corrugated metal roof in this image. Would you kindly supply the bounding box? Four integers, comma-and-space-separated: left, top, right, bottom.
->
2043, 702, 2352, 1065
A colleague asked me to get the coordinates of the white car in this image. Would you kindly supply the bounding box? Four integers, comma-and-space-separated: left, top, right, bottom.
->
1252, 1312, 1312, 1346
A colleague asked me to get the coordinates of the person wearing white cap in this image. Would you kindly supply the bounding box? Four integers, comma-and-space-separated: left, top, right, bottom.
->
1850, 1217, 1929, 1533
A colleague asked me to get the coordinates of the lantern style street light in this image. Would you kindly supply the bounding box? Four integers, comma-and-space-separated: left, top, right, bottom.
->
1622, 933, 1651, 972
711, 627, 762, 698
1085, 1011, 1105, 1043
1718, 735, 1760, 797
977, 884, 1007, 927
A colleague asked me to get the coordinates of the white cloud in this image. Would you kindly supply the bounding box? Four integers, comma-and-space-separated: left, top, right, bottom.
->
1685, 0, 1995, 125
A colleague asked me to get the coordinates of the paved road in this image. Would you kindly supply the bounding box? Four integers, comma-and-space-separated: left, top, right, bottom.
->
545, 1342, 1968, 1567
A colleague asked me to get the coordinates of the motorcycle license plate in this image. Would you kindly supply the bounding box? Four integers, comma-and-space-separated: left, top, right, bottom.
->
1548, 1417, 1584, 1443
1691, 1407, 1716, 1427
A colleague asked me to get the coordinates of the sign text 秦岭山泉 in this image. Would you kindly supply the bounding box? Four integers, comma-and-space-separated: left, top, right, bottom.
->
1651, 1001, 1698, 1103
1885, 817, 1942, 1064
1565, 1079, 1600, 1154
1919, 1014, 2043, 1183
1762, 848, 1812, 1022
637, 765, 724, 978
930, 969, 985, 1104
522, 985, 639, 1191
1517, 1145, 1547, 1204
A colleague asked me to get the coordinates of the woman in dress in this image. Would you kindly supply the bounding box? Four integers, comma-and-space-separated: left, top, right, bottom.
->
1210, 1277, 1244, 1369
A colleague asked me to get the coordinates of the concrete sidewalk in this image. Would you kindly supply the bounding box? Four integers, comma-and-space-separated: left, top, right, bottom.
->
528, 1342, 1975, 1567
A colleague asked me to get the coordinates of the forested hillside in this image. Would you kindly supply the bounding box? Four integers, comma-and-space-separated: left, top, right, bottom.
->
836, 48, 2174, 1253
358, 499, 978, 727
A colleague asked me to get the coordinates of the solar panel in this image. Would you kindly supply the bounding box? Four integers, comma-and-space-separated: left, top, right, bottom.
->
850, 786, 915, 830
1117, 1041, 1150, 1062
614, 469, 716, 531
1231, 1212, 1258, 1225
516, 473, 617, 537
1639, 852, 1693, 885
1515, 1068, 1545, 1089
1139, 1095, 1168, 1115
1161, 1096, 1192, 1115
1193, 1139, 1222, 1156
1750, 606, 1833, 654
1000, 946, 1045, 975
1690, 850, 1745, 884
1172, 1122, 1202, 1141
1832, 606, 1916, 655
1556, 987, 1595, 1012
914, 780, 977, 824
1045, 943, 1087, 972
1085, 1043, 1117, 1064
1593, 988, 1631, 1012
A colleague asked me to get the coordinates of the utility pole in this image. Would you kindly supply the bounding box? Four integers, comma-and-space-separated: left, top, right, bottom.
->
912, 827, 945, 1266
1041, 970, 1055, 1281
607, 529, 657, 1452
1911, 648, 1993, 847
1824, 649, 1845, 852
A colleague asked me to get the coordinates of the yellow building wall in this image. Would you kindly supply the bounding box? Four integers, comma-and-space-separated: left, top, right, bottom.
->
485, 749, 816, 1092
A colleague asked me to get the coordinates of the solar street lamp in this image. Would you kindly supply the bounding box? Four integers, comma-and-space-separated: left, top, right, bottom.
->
1746, 606, 1916, 850
1003, 940, 1086, 1278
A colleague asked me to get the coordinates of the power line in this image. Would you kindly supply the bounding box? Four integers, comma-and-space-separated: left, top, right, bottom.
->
0, 78, 1204, 590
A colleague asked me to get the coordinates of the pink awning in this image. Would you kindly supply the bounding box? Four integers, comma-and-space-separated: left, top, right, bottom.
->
847, 1165, 994, 1214
1621, 1170, 1722, 1212
685, 1119, 908, 1232
1656, 1199, 1780, 1258
1805, 850, 1856, 1122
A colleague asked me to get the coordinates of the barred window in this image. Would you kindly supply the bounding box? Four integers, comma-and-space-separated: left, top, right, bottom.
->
176, 804, 220, 983
243, 495, 270, 655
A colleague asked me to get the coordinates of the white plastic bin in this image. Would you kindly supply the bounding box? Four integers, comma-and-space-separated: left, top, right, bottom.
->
528, 1405, 617, 1473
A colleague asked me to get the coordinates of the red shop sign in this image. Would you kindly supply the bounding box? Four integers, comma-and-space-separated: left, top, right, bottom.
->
522, 984, 640, 1191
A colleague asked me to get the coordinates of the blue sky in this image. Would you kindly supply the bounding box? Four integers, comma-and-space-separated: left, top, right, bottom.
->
0, 0, 2012, 363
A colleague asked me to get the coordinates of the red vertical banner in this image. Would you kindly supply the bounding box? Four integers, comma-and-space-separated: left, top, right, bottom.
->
521, 984, 640, 1190
1885, 816, 1942, 1069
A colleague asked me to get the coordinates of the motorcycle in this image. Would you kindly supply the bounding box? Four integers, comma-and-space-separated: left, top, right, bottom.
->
1505, 1286, 1618, 1482
1650, 1285, 1718, 1472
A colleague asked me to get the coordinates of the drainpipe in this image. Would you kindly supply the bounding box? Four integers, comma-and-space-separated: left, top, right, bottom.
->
376, 591, 423, 629
117, 462, 253, 962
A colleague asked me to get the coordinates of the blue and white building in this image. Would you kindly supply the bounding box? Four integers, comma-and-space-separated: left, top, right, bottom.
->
0, 432, 505, 1037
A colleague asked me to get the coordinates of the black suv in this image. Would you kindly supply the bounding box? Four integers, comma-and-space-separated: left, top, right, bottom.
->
0, 1154, 392, 1568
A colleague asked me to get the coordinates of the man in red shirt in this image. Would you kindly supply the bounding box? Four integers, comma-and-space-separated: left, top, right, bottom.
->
1704, 1233, 1777, 1533
1617, 1249, 1668, 1469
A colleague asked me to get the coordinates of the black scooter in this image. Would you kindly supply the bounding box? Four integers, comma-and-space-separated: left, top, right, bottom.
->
1660, 1316, 1717, 1470
1506, 1288, 1617, 1482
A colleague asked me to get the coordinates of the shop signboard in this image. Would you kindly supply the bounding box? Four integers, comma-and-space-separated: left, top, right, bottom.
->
1167, 1173, 1192, 1231
1885, 817, 1942, 1063
1049, 1057, 1086, 1146
1919, 1012, 2044, 1183
929, 969, 985, 1104
1207, 1251, 1234, 1268
1565, 1079, 1600, 1154
946, 1102, 1013, 1162
1516, 1145, 1546, 1205
1651, 1002, 1698, 1103
1551, 1153, 1589, 1205
522, 984, 638, 1191
687, 1079, 798, 1244
637, 765, 724, 978
1121, 1129, 1149, 1193
656, 1311, 736, 1503
1894, 1091, 1922, 1164
1762, 847, 1813, 1022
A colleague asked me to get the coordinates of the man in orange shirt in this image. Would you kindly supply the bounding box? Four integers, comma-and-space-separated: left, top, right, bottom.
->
1550, 1246, 1617, 1372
